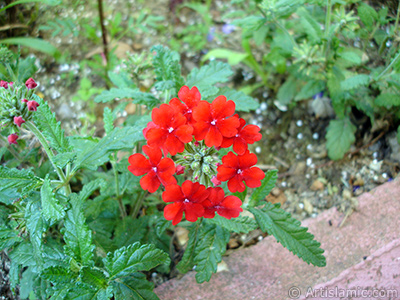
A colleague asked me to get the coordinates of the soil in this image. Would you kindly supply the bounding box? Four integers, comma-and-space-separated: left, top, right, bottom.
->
1, 0, 399, 296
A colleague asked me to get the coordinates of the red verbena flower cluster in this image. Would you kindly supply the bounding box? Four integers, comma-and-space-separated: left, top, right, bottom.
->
128, 86, 264, 225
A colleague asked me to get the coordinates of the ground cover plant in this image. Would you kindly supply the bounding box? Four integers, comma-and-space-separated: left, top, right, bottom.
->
0, 0, 399, 299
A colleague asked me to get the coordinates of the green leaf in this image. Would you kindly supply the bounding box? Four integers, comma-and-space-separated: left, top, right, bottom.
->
176, 222, 201, 274
53, 152, 77, 168
41, 175, 65, 222
398, 126, 400, 145
358, 3, 377, 30
248, 169, 278, 207
193, 223, 230, 283
0, 226, 23, 251
94, 88, 159, 108
79, 178, 104, 202
114, 218, 146, 249
294, 80, 325, 101
103, 242, 170, 279
218, 87, 259, 112
205, 215, 257, 233
103, 107, 114, 134
277, 76, 297, 105
73, 116, 150, 172
111, 273, 159, 300
202, 49, 248, 65
0, 0, 60, 13
151, 45, 184, 93
0, 166, 40, 204
9, 242, 36, 267
340, 74, 370, 91
34, 100, 72, 153
26, 201, 46, 268
63, 194, 95, 266
0, 37, 60, 58
108, 70, 135, 89
41, 266, 75, 283
186, 61, 234, 99
374, 93, 400, 108
249, 202, 326, 267
341, 51, 362, 66
326, 118, 356, 160
80, 267, 108, 289
297, 7, 322, 43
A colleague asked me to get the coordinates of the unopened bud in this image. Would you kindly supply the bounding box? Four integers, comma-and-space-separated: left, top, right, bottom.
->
7, 133, 18, 145
13, 116, 25, 127
25, 78, 37, 89
176, 165, 185, 175
27, 100, 39, 111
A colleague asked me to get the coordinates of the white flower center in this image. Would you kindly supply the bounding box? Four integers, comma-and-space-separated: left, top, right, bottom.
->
152, 167, 157, 172
187, 109, 192, 113
168, 127, 174, 133
210, 120, 217, 125
237, 169, 243, 174
184, 198, 190, 203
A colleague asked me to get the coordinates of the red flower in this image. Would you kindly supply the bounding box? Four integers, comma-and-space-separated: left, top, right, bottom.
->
0, 81, 9, 89
192, 95, 239, 147
162, 180, 209, 225
8, 134, 18, 145
169, 86, 201, 124
145, 104, 193, 156
217, 150, 265, 193
203, 187, 243, 219
25, 78, 37, 89
220, 116, 262, 155
21, 98, 28, 103
27, 101, 39, 111
128, 145, 177, 193
13, 116, 25, 127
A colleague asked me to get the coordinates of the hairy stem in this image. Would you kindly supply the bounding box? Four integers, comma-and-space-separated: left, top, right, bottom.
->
111, 153, 127, 218
25, 121, 71, 195
376, 50, 400, 81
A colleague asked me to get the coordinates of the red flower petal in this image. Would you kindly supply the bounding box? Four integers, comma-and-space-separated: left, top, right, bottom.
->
217, 195, 243, 219
163, 184, 184, 203
227, 175, 246, 193
193, 121, 209, 141
178, 85, 201, 108
183, 202, 204, 222
232, 138, 248, 155
218, 116, 240, 137
211, 96, 235, 119
192, 101, 211, 122
140, 173, 161, 193
164, 202, 184, 225
216, 165, 236, 181
174, 125, 194, 143
165, 134, 184, 156
152, 104, 175, 128
146, 127, 166, 147
142, 145, 161, 166
204, 125, 223, 147
128, 153, 152, 176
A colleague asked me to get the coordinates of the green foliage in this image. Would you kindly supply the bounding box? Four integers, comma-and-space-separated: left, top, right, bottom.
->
34, 99, 72, 153
205, 215, 258, 233
193, 223, 230, 283
248, 170, 278, 208
94, 88, 159, 108
340, 74, 370, 91
374, 93, 400, 108
41, 175, 65, 222
218, 88, 259, 112
249, 202, 326, 267
103, 107, 115, 134
326, 118, 356, 160
186, 61, 234, 99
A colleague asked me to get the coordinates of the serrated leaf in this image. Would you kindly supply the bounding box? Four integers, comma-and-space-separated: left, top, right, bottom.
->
358, 3, 377, 30
248, 169, 278, 207
63, 194, 95, 266
65, 284, 104, 300
341, 51, 362, 66
80, 266, 108, 289
176, 222, 201, 274
374, 93, 400, 108
41, 175, 65, 222
103, 107, 114, 134
218, 87, 259, 112
111, 273, 159, 300
34, 99, 71, 153
326, 118, 356, 160
202, 49, 248, 65
73, 116, 150, 172
186, 61, 234, 99
9, 242, 36, 267
48, 284, 72, 300
53, 152, 77, 168
103, 242, 170, 279
295, 80, 325, 101
94, 88, 159, 108
0, 226, 23, 251
79, 178, 104, 202
0, 166, 40, 204
205, 215, 257, 233
249, 202, 326, 267
151, 45, 184, 92
41, 266, 75, 283
297, 7, 322, 43
193, 223, 229, 283
340, 74, 370, 91
26, 201, 46, 268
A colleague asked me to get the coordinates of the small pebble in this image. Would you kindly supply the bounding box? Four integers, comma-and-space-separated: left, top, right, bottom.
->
298, 203, 304, 209
306, 174, 311, 179
281, 181, 287, 187
306, 157, 312, 166
296, 120, 303, 127
297, 133, 303, 140
255, 108, 262, 115
260, 102, 268, 110
373, 152, 378, 158
307, 144, 312, 150
382, 173, 388, 179
312, 133, 319, 140
255, 146, 261, 154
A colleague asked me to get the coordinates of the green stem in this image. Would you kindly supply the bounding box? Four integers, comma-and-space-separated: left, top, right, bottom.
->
394, 0, 400, 35
324, 0, 332, 59
131, 190, 147, 218
25, 121, 71, 195
376, 50, 400, 81
111, 154, 126, 218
